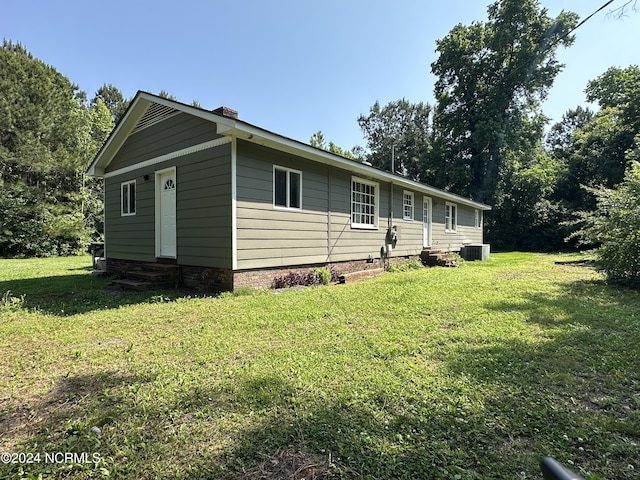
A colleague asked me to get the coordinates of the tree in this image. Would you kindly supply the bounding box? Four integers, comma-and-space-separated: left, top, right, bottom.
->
309, 131, 360, 160
158, 90, 177, 101
560, 66, 640, 209
575, 159, 640, 287
430, 0, 578, 203
93, 83, 130, 124
545, 106, 595, 160
0, 41, 107, 256
357, 99, 432, 180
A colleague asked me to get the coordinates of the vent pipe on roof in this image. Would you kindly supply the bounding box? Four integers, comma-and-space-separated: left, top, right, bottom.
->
212, 106, 238, 119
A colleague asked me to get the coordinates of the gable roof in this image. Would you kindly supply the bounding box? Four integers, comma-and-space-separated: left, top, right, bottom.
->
88, 91, 491, 211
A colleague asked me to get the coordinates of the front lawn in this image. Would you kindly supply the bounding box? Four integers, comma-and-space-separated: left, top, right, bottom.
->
0, 253, 638, 479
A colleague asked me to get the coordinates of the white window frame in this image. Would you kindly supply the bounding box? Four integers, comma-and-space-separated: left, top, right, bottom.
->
474, 209, 482, 228
351, 177, 379, 229
273, 166, 302, 210
121, 180, 136, 216
402, 190, 414, 221
445, 201, 457, 233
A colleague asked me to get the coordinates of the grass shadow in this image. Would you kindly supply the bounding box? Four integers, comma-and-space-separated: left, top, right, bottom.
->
0, 273, 209, 316
2, 258, 638, 479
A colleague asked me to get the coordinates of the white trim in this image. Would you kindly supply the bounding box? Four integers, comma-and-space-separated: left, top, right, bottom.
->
351, 176, 379, 230
231, 139, 238, 270
273, 165, 303, 210
445, 201, 458, 233
423, 197, 432, 248
474, 209, 482, 228
104, 137, 232, 179
221, 121, 491, 211
88, 92, 490, 212
402, 190, 414, 221
120, 180, 136, 216
155, 166, 177, 259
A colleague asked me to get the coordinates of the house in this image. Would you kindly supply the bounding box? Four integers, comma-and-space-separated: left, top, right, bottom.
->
87, 91, 491, 290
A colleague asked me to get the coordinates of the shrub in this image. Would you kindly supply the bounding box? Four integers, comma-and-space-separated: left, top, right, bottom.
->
1, 290, 26, 310
272, 266, 342, 289
575, 161, 640, 288
313, 267, 331, 286
388, 260, 425, 273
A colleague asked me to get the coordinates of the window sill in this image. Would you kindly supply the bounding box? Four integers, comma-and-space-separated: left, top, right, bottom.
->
273, 205, 302, 211
351, 224, 379, 230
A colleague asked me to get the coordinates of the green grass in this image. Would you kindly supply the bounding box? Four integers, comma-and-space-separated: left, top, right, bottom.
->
1, 253, 638, 479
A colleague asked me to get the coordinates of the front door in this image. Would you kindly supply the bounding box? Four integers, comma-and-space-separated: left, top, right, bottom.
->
158, 169, 176, 258
423, 197, 432, 248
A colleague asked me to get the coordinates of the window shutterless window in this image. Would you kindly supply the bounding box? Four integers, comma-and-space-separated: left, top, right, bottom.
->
351, 177, 378, 229
273, 166, 302, 209
121, 180, 136, 216
445, 202, 457, 232
474, 209, 482, 228
403, 191, 414, 220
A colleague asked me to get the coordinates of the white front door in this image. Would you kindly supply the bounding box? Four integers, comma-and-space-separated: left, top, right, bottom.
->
423, 197, 432, 248
158, 169, 176, 258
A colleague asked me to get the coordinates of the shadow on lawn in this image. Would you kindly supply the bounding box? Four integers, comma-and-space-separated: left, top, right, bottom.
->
3, 276, 639, 479
0, 273, 201, 316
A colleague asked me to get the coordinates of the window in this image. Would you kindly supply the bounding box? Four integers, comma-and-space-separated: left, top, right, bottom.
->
351, 177, 378, 229
121, 180, 136, 216
403, 191, 414, 220
445, 202, 457, 232
474, 209, 482, 228
273, 166, 302, 209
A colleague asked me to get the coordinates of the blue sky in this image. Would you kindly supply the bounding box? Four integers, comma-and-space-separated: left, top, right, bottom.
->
3, 1, 638, 151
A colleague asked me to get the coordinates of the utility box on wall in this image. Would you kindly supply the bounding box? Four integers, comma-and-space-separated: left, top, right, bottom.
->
460, 244, 490, 261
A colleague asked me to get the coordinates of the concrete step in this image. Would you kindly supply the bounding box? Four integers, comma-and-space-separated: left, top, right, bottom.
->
339, 268, 384, 284
127, 270, 173, 282
111, 278, 157, 291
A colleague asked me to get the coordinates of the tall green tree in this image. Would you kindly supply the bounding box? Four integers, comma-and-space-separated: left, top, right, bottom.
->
545, 106, 594, 161
93, 83, 130, 124
0, 41, 108, 257
560, 66, 640, 209
430, 0, 578, 203
357, 99, 432, 180
574, 159, 640, 287
309, 131, 359, 160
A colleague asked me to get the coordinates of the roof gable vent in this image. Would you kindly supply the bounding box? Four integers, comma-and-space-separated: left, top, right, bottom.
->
132, 103, 180, 134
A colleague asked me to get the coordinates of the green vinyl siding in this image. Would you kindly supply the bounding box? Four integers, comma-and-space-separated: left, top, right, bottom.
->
104, 172, 156, 262
235, 142, 427, 269
104, 142, 232, 267
430, 201, 483, 250
105, 113, 221, 174
236, 141, 328, 269
175, 145, 233, 269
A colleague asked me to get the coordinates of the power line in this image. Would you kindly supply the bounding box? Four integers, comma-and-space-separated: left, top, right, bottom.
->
556, 0, 615, 43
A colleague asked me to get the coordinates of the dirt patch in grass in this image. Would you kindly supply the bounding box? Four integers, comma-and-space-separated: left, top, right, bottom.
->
240, 447, 333, 479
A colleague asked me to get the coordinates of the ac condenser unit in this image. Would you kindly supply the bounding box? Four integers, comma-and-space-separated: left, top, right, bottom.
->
460, 244, 490, 261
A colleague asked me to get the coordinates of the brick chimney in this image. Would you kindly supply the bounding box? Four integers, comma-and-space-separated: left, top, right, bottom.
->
212, 106, 238, 119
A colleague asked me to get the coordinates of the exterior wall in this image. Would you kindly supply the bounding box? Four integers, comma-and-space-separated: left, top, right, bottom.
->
103, 113, 486, 280
234, 141, 481, 271
236, 141, 330, 269
430, 200, 484, 251
175, 145, 233, 269
104, 113, 221, 174
104, 121, 232, 267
